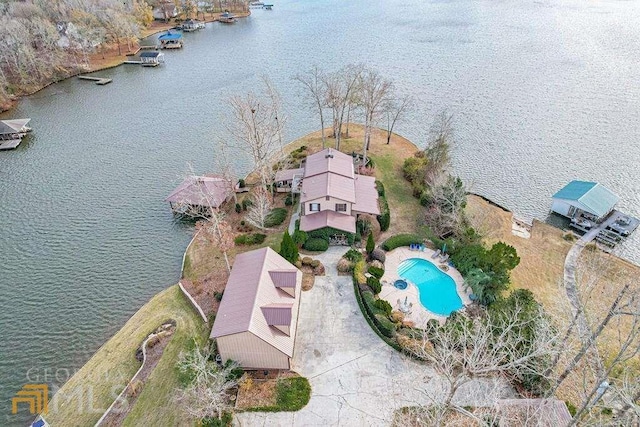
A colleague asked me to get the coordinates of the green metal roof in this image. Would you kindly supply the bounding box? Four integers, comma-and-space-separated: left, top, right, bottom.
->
553, 180, 619, 218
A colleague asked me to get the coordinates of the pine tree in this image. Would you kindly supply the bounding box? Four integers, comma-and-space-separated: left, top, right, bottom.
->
279, 231, 298, 265
366, 232, 375, 254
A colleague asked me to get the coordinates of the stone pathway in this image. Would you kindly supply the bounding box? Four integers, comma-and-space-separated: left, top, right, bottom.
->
235, 247, 512, 426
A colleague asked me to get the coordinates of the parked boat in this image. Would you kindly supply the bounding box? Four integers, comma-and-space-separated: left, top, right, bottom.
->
219, 11, 236, 23
249, 1, 264, 8
180, 19, 206, 32
264, 4, 273, 9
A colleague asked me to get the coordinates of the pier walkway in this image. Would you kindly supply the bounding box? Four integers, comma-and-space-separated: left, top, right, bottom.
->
78, 75, 112, 85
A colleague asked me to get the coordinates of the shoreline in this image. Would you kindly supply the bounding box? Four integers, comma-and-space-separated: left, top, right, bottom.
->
0, 11, 251, 115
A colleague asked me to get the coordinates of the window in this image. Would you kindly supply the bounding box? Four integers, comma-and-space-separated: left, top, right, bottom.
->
309, 203, 320, 212
326, 196, 330, 201
335, 203, 347, 212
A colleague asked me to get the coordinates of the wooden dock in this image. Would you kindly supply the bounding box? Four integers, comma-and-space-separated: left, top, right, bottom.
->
78, 76, 112, 85
0, 139, 22, 151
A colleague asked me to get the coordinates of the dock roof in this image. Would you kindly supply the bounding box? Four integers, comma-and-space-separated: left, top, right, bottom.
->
165, 175, 231, 209
158, 32, 182, 40
0, 118, 30, 135
553, 180, 619, 218
140, 51, 162, 58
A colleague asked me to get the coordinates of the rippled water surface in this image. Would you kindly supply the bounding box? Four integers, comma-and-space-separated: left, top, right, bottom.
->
2, 0, 639, 423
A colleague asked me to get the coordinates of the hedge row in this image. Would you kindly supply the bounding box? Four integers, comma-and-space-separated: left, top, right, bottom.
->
303, 238, 329, 252
361, 290, 396, 338
234, 233, 267, 245
376, 180, 390, 232
264, 208, 288, 228
352, 277, 402, 351
381, 234, 423, 251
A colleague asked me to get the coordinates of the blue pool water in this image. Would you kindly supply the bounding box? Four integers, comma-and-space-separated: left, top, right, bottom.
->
397, 258, 463, 316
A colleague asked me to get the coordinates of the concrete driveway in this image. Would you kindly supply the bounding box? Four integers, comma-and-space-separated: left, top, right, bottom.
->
235, 248, 510, 426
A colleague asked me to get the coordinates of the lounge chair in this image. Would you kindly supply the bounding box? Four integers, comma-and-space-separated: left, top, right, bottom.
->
431, 249, 441, 259
440, 253, 450, 263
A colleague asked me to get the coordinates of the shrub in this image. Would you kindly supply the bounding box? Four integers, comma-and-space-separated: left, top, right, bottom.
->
377, 197, 390, 231
367, 276, 381, 294
234, 233, 267, 245
565, 401, 577, 417
312, 263, 325, 276
294, 260, 302, 269
214, 291, 224, 302
337, 258, 354, 273
235, 203, 242, 213
375, 180, 385, 198
374, 314, 396, 338
373, 299, 392, 315
368, 266, 384, 279
284, 193, 294, 206
292, 229, 307, 246
369, 260, 384, 270
303, 238, 329, 252
355, 232, 362, 243
241, 198, 252, 211
264, 208, 288, 227
202, 412, 233, 427
308, 227, 355, 245
381, 234, 422, 251
353, 259, 367, 286
301, 257, 313, 266
238, 179, 246, 188
310, 259, 320, 268
390, 310, 405, 323
370, 248, 386, 264
343, 249, 364, 262
366, 233, 375, 254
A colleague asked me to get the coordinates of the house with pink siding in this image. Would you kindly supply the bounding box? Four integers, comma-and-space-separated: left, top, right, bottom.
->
297, 148, 380, 234
210, 247, 302, 370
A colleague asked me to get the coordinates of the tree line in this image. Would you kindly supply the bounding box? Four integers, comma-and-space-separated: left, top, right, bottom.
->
0, 0, 156, 110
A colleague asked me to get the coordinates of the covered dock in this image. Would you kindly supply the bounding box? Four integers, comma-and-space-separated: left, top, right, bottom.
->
158, 31, 183, 49
165, 174, 234, 217
139, 51, 165, 67
0, 118, 31, 150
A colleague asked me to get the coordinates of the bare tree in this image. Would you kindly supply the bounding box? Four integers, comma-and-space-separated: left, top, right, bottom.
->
384, 94, 413, 144
323, 64, 362, 150
423, 174, 467, 237
226, 78, 286, 188
359, 66, 393, 165
423, 111, 454, 187
245, 187, 272, 230
175, 342, 239, 421
195, 209, 235, 272
294, 65, 328, 148
407, 302, 559, 423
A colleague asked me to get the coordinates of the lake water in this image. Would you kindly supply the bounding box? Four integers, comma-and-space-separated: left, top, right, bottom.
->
2, 0, 639, 423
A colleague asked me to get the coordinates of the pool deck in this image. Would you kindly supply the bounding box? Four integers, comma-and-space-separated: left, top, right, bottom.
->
379, 247, 471, 327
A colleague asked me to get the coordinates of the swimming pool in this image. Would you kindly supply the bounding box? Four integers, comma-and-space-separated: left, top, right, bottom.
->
397, 258, 463, 316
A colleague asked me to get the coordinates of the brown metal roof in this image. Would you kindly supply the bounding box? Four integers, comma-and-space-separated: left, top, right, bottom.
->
303, 148, 354, 179
269, 270, 297, 288
261, 304, 293, 326
300, 172, 356, 203
210, 247, 302, 357
275, 168, 304, 182
299, 210, 356, 233
352, 175, 380, 215
165, 175, 232, 208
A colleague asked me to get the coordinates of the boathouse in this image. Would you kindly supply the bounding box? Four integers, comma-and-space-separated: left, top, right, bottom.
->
158, 31, 183, 49
139, 51, 164, 67
551, 180, 618, 222
181, 19, 205, 31
165, 175, 233, 216
0, 118, 32, 150
210, 247, 302, 370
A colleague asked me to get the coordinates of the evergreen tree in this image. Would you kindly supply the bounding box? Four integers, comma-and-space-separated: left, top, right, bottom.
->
279, 231, 298, 265
366, 232, 375, 254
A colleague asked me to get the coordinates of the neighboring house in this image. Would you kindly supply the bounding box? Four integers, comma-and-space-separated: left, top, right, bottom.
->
297, 148, 380, 235
210, 247, 302, 370
153, 2, 179, 20
165, 174, 233, 215
551, 180, 619, 222
274, 167, 304, 193
494, 399, 573, 426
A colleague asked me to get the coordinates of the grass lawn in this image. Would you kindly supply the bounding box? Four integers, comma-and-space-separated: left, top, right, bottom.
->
46, 285, 208, 427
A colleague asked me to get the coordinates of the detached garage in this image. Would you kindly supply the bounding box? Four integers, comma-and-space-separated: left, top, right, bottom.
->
210, 247, 302, 370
